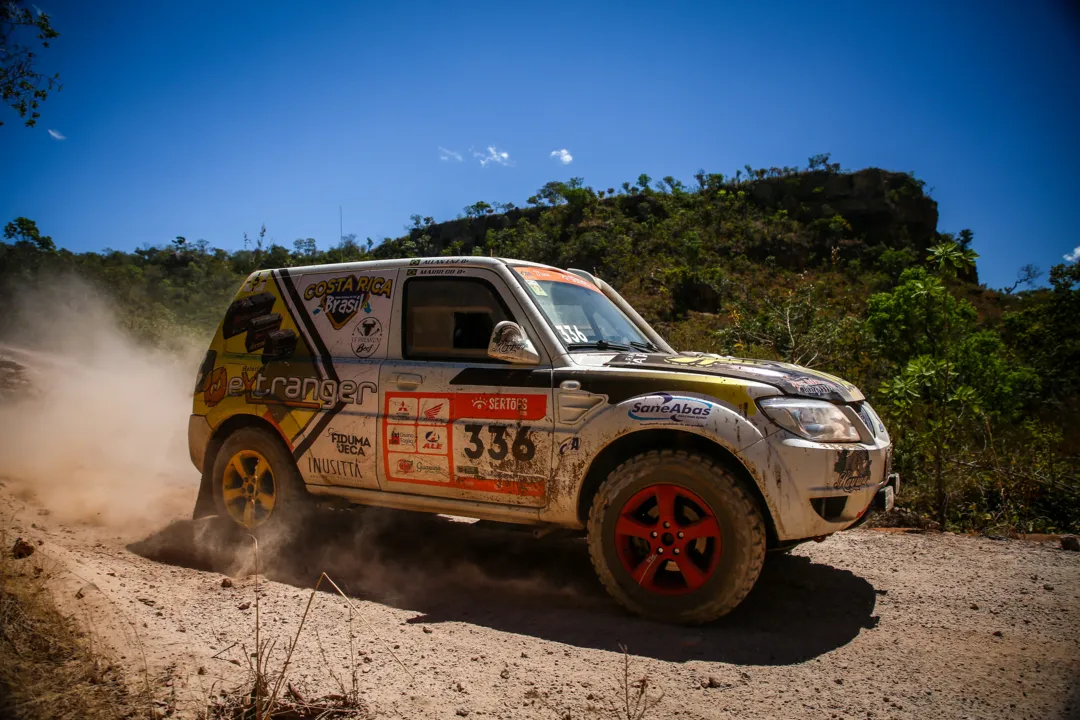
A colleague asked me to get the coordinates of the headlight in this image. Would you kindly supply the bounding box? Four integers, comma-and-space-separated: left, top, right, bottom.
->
759, 397, 860, 442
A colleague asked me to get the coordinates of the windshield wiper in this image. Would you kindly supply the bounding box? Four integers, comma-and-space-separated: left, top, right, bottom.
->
629, 340, 660, 353
567, 340, 633, 352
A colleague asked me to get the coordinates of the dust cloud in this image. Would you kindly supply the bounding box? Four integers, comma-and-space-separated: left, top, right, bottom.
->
0, 276, 203, 533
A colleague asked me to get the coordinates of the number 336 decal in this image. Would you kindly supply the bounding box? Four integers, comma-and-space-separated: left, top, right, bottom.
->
463, 424, 536, 462
555, 324, 589, 343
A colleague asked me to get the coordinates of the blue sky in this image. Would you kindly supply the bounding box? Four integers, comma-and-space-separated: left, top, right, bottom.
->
2, 0, 1078, 289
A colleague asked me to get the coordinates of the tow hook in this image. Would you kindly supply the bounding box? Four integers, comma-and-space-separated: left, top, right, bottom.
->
812, 535, 828, 543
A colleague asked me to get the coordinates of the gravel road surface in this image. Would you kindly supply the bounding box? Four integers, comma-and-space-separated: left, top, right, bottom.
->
2, 488, 1077, 720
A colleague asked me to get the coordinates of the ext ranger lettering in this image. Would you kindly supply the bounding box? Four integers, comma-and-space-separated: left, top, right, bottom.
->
226, 372, 377, 408
190, 256, 898, 625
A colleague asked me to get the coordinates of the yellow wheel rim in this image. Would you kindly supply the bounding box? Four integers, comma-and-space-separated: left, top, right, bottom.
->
221, 449, 276, 529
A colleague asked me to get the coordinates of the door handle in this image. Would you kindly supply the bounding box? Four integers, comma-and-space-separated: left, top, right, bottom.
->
394, 373, 423, 388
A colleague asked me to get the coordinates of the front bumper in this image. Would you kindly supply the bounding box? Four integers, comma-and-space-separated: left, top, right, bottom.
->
188, 414, 212, 473
740, 431, 895, 541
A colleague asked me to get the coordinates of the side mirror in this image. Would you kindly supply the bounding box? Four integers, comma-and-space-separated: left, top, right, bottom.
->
487, 321, 540, 365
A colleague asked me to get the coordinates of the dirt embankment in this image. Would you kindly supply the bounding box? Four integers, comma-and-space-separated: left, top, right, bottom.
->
0, 285, 1078, 719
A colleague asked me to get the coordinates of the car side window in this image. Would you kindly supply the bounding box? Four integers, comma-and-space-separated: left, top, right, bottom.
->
402, 277, 513, 360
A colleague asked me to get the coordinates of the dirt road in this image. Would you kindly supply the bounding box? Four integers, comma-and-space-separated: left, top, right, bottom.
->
2, 487, 1077, 720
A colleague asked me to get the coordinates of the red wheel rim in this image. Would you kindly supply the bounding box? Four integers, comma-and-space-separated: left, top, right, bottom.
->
613, 484, 722, 595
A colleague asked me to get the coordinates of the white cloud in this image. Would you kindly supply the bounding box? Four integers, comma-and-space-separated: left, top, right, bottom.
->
473, 145, 513, 167
1065, 246, 1080, 263
47, 129, 66, 141
438, 146, 462, 162
550, 149, 573, 165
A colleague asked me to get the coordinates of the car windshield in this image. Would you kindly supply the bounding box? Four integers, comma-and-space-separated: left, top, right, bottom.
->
511, 266, 655, 351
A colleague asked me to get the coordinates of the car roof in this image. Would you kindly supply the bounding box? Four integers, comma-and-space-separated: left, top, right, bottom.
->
271, 256, 559, 275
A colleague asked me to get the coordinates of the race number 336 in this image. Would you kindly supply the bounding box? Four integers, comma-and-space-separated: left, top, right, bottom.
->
462, 424, 536, 462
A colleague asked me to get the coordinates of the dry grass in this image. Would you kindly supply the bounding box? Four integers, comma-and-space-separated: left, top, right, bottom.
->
0, 528, 137, 720
609, 645, 664, 720
206, 537, 409, 719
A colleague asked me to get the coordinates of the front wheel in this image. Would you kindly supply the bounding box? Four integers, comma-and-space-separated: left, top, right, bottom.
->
587, 450, 765, 624
211, 427, 310, 535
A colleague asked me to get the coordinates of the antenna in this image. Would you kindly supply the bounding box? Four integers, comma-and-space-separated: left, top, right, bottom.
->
339, 205, 343, 244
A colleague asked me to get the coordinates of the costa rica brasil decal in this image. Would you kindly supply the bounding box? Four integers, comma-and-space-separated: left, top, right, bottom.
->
303, 275, 393, 330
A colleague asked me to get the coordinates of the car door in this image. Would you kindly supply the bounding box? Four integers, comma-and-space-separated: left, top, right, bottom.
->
277, 267, 397, 490
377, 266, 554, 507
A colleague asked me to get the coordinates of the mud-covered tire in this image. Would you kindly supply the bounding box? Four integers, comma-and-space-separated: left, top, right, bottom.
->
211, 427, 311, 536
587, 449, 766, 624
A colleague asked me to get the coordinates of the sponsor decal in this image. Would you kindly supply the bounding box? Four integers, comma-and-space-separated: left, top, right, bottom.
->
525, 279, 546, 296
457, 393, 546, 420
389, 397, 418, 421
406, 269, 417, 276
513, 266, 599, 292
303, 275, 393, 330
351, 316, 383, 358
328, 428, 369, 456
419, 398, 448, 423
627, 393, 715, 425
390, 453, 449, 479
663, 355, 791, 373
383, 392, 549, 488
227, 372, 377, 409
833, 449, 872, 493
786, 376, 836, 397
307, 455, 362, 479
243, 271, 269, 293
387, 426, 417, 452
494, 339, 528, 355
203, 366, 228, 407
490, 322, 533, 357
412, 458, 448, 475
558, 437, 580, 455
420, 429, 444, 453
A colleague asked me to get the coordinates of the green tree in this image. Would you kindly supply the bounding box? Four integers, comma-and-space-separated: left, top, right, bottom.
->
3, 216, 53, 250
1, 0, 60, 127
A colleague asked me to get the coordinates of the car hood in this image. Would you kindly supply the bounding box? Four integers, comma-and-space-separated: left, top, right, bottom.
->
603, 353, 864, 403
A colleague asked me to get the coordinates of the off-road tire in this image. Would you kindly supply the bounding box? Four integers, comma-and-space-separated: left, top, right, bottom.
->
211, 427, 311, 537
587, 449, 766, 624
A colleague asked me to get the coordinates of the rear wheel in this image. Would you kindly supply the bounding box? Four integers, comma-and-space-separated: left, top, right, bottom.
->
212, 427, 309, 535
587, 449, 765, 624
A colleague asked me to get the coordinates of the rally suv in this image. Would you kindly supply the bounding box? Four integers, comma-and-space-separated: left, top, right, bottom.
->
188, 257, 898, 623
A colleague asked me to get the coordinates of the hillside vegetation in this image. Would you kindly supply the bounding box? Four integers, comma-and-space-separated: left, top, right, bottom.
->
2, 157, 1077, 534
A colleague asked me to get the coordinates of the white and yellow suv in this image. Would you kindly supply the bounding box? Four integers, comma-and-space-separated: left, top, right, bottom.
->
189, 257, 898, 623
